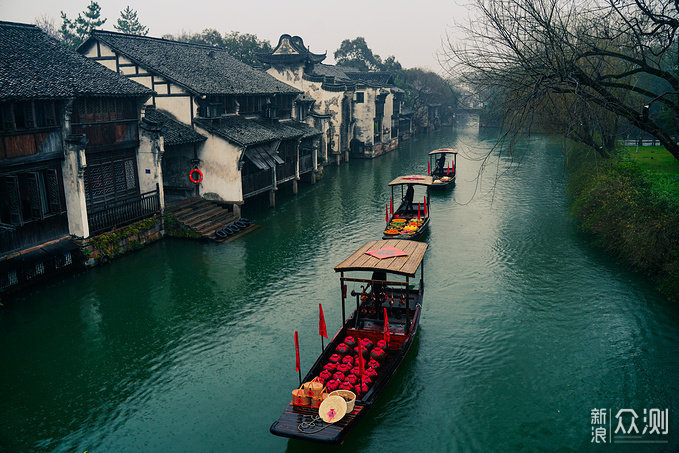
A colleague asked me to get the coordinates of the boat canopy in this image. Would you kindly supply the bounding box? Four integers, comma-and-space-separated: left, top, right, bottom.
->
387, 175, 433, 187
334, 240, 428, 277
428, 148, 458, 155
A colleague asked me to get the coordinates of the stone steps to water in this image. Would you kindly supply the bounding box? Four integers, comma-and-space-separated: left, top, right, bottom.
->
165, 198, 252, 242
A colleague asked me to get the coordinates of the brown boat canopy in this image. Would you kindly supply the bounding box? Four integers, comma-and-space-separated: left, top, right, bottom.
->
428, 148, 458, 155
387, 175, 433, 186
334, 240, 428, 277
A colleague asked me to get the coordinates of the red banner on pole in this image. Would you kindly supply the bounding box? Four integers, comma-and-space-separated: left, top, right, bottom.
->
294, 331, 301, 372
427, 161, 431, 175
390, 197, 393, 216
424, 196, 427, 216
385, 204, 389, 223
383, 308, 390, 347
319, 304, 328, 339
447, 162, 450, 175
417, 203, 421, 220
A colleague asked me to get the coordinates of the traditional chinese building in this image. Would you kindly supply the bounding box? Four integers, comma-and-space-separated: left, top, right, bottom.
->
0, 21, 160, 292
79, 31, 322, 209
258, 34, 404, 161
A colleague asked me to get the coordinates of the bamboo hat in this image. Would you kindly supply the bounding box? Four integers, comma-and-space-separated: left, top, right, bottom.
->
318, 395, 347, 423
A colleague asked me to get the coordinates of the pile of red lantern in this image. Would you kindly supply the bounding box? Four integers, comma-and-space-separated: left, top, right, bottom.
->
315, 335, 388, 398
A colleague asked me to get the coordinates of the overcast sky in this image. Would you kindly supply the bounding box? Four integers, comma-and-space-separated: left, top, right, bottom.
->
1, 0, 469, 71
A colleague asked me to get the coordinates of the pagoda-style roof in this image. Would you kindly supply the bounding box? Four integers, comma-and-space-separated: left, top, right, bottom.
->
79, 30, 300, 97
257, 34, 326, 65
428, 148, 458, 155
0, 21, 152, 100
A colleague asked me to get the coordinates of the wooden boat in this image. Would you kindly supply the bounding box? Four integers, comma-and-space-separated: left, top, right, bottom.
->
270, 239, 428, 444
382, 175, 433, 240
428, 148, 458, 188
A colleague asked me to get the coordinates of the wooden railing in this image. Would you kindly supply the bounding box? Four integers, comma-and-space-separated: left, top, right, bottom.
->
87, 184, 160, 235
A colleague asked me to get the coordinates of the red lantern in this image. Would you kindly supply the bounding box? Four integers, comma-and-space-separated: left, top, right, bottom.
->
344, 336, 356, 348
371, 347, 387, 361
367, 359, 380, 370
332, 371, 346, 381
320, 370, 332, 382
329, 354, 342, 364
339, 381, 354, 390
336, 343, 350, 355
323, 362, 337, 372
341, 355, 354, 365
337, 363, 352, 374
354, 382, 370, 396
377, 340, 387, 350
326, 379, 340, 392
366, 368, 378, 379
360, 338, 374, 350
345, 374, 358, 385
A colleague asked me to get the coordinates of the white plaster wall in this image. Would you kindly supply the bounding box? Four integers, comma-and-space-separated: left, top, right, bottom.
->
267, 67, 346, 154
193, 126, 243, 203
98, 44, 116, 57
120, 65, 137, 76
133, 75, 154, 90
382, 93, 394, 143
62, 146, 89, 238
155, 95, 193, 125
137, 129, 165, 209
353, 89, 375, 145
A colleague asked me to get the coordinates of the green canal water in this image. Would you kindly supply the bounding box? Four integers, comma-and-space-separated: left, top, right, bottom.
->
1, 125, 678, 452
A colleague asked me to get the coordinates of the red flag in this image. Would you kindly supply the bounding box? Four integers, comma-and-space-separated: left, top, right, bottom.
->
390, 197, 393, 216
294, 331, 301, 372
427, 161, 431, 175
424, 196, 427, 216
386, 204, 389, 223
447, 162, 450, 175
319, 304, 328, 339
417, 203, 421, 220
383, 308, 390, 347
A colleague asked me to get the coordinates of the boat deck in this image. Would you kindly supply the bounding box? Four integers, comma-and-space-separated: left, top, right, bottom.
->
270, 402, 367, 444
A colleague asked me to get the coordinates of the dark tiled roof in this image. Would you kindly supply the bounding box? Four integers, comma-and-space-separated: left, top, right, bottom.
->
345, 71, 394, 85
83, 30, 301, 96
287, 120, 322, 139
144, 107, 206, 146
310, 64, 351, 81
194, 115, 306, 147
0, 21, 152, 100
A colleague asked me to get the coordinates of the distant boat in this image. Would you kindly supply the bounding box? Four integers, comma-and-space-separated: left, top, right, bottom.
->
382, 175, 433, 240
428, 148, 458, 188
270, 239, 428, 444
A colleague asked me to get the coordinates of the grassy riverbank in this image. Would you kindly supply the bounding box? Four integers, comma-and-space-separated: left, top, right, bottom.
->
566, 145, 679, 301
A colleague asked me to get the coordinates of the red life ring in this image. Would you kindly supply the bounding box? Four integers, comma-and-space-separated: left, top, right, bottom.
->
189, 168, 203, 184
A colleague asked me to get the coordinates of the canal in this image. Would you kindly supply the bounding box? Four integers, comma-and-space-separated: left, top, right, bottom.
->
1, 125, 678, 452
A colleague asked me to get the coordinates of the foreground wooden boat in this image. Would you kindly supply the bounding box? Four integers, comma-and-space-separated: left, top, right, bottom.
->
429, 148, 458, 188
270, 239, 428, 444
382, 175, 433, 240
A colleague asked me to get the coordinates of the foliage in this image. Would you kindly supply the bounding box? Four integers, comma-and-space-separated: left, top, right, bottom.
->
334, 37, 383, 71
89, 217, 159, 259
113, 6, 148, 36
59, 1, 106, 49
444, 0, 679, 160
34, 14, 59, 39
393, 68, 459, 127
567, 146, 679, 300
163, 29, 272, 67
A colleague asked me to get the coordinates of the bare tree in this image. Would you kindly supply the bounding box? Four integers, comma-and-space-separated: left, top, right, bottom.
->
442, 0, 679, 160
34, 14, 59, 40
